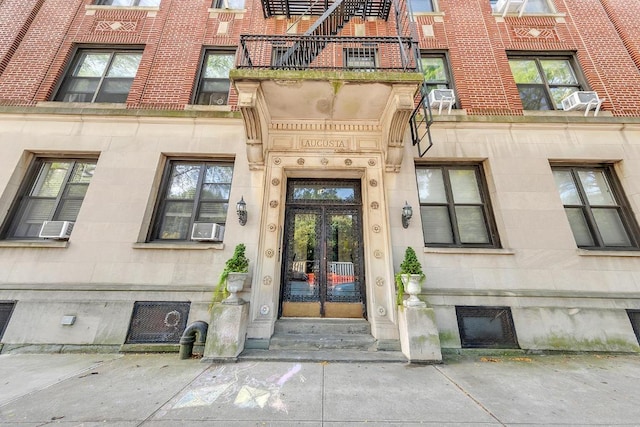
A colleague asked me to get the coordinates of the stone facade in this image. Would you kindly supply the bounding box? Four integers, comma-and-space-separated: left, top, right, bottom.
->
0, 0, 640, 355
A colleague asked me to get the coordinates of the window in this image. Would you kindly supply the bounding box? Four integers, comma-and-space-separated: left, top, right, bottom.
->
627, 311, 640, 343
416, 165, 499, 247
94, 0, 161, 6
490, 0, 552, 14
409, 0, 434, 13
421, 54, 452, 93
54, 49, 142, 103
150, 161, 233, 241
552, 165, 639, 249
194, 51, 235, 106
456, 306, 519, 349
345, 48, 377, 71
509, 54, 584, 110
421, 52, 456, 108
0, 302, 16, 340
212, 0, 245, 9
2, 159, 96, 239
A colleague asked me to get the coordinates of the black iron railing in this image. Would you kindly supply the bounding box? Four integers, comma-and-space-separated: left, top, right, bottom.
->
260, 0, 390, 19
237, 35, 419, 71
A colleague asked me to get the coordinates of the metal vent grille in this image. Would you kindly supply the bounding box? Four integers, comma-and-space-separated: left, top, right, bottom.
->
125, 301, 190, 344
0, 302, 16, 340
456, 306, 519, 349
627, 310, 640, 343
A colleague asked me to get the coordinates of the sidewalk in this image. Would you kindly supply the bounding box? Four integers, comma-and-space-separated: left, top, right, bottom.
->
1, 351, 640, 426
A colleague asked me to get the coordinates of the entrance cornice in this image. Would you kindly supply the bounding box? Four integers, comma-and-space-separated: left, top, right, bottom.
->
232, 71, 422, 172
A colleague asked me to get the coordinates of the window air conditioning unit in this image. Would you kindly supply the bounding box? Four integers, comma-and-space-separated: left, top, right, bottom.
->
208, 92, 228, 106
191, 223, 225, 242
561, 91, 604, 116
494, 0, 528, 17
39, 221, 74, 240
428, 89, 456, 114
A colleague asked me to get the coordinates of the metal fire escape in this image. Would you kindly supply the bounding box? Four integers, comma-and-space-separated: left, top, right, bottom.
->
253, 0, 434, 156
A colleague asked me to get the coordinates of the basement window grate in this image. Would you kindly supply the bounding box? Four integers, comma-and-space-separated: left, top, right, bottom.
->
456, 306, 519, 349
125, 301, 190, 344
627, 310, 640, 343
0, 301, 16, 340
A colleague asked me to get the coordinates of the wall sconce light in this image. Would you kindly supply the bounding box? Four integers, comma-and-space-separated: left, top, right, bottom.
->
236, 196, 247, 226
402, 201, 412, 229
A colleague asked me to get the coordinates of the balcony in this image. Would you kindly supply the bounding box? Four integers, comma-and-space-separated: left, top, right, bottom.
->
237, 35, 417, 71
231, 0, 425, 171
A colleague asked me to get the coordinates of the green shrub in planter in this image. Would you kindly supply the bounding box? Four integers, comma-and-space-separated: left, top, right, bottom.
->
394, 247, 425, 306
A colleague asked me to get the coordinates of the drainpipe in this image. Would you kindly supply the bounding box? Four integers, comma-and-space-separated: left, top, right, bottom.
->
179, 320, 208, 360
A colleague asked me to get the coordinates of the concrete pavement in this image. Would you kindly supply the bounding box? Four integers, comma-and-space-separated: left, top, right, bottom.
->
1, 352, 640, 425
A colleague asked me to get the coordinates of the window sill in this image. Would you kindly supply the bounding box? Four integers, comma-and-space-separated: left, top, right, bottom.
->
522, 110, 613, 118
0, 240, 69, 248
36, 101, 127, 110
85, 5, 160, 15
492, 12, 566, 21
412, 12, 445, 17
208, 7, 246, 17
577, 249, 640, 257
423, 247, 514, 255
132, 242, 224, 250
184, 104, 232, 112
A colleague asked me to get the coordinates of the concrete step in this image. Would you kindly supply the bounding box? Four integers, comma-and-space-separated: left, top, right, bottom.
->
239, 348, 407, 363
273, 318, 371, 335
269, 333, 377, 351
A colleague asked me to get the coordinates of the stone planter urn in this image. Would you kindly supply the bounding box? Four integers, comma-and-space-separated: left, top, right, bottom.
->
401, 274, 426, 307
223, 272, 248, 305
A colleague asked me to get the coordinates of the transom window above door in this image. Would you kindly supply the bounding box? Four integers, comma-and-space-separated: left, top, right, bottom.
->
509, 55, 585, 110
54, 49, 142, 103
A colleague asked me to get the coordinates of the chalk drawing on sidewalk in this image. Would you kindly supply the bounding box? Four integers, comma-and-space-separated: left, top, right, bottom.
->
168, 363, 303, 414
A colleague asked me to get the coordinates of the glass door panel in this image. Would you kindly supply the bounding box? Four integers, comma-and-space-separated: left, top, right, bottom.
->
280, 180, 365, 318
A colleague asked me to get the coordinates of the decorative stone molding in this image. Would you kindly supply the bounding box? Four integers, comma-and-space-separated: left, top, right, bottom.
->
381, 85, 418, 172
269, 122, 380, 132
236, 81, 266, 170
94, 21, 137, 32
512, 26, 559, 40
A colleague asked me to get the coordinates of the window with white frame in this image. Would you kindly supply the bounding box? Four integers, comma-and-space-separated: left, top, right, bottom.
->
94, 0, 161, 6
54, 49, 142, 103
552, 165, 640, 249
150, 160, 234, 241
490, 0, 553, 14
194, 50, 235, 106
416, 165, 499, 247
2, 159, 96, 239
508, 54, 586, 110
409, 0, 434, 13
212, 0, 245, 9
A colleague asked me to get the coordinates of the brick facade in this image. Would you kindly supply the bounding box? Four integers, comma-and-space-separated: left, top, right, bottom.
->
0, 0, 638, 115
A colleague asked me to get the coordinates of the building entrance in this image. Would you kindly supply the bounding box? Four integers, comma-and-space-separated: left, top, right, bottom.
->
279, 179, 366, 318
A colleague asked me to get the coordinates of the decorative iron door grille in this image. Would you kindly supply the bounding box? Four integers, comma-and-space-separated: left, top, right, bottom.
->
0, 301, 16, 340
456, 306, 519, 348
280, 179, 366, 318
125, 301, 190, 344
